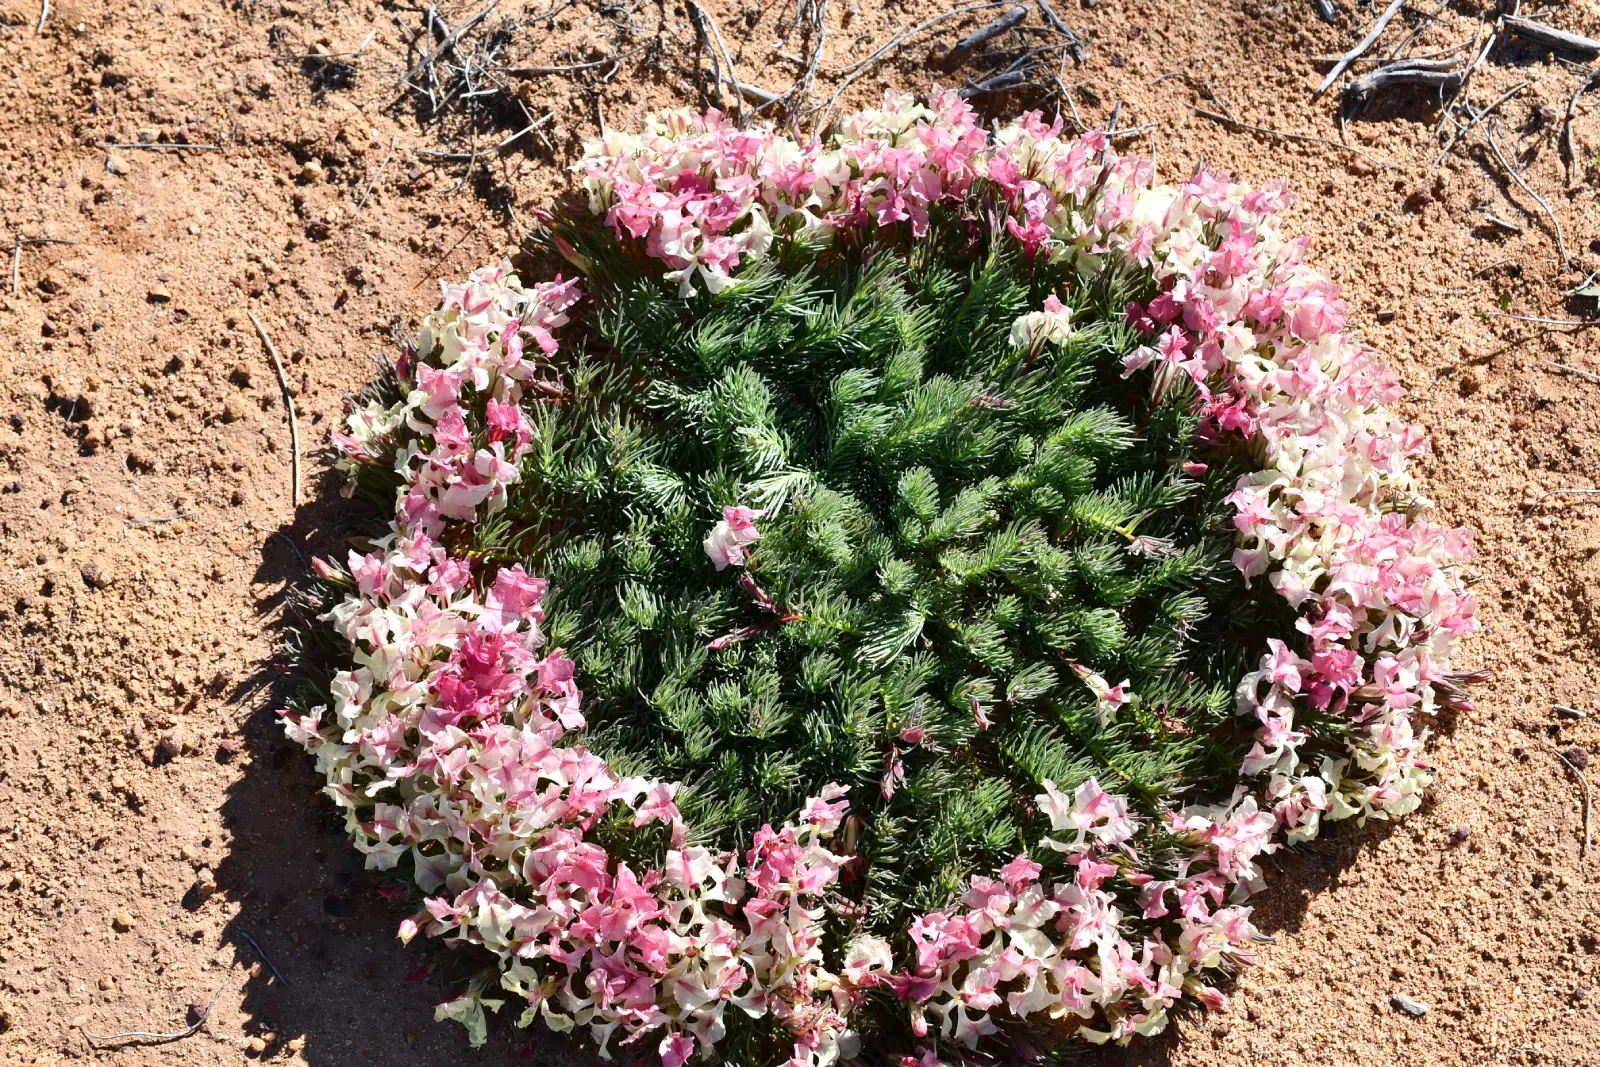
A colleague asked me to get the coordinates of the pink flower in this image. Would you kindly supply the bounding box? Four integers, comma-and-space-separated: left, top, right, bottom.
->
660, 1033, 696, 1067
702, 505, 765, 570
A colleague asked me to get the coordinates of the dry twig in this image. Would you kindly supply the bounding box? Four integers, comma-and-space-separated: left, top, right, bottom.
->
783, 0, 829, 120
35, 0, 47, 33
1315, 0, 1406, 98
1151, 71, 1235, 121
1564, 72, 1597, 187
1523, 487, 1600, 516
1542, 361, 1600, 384
948, 5, 1027, 64
1342, 66, 1463, 105
1484, 119, 1569, 268
84, 987, 222, 1045
1486, 312, 1599, 328
1428, 80, 1529, 175
816, 0, 1014, 126
127, 512, 193, 526
239, 930, 290, 986
686, 0, 745, 119
1191, 107, 1384, 168
246, 311, 301, 510
415, 115, 548, 160
10, 234, 77, 296
100, 142, 224, 151
397, 0, 501, 88
1503, 16, 1600, 60
358, 135, 398, 209
1035, 0, 1088, 62
1545, 741, 1593, 861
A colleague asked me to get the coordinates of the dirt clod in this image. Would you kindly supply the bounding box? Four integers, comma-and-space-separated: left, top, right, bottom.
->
111, 910, 134, 932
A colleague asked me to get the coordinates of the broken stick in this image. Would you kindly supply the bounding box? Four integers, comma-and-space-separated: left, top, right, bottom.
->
246, 311, 302, 510
1315, 0, 1406, 98
1503, 16, 1600, 61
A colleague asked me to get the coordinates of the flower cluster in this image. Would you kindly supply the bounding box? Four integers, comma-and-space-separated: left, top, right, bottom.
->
294, 92, 1478, 1061
575, 90, 1476, 1054
299, 267, 888, 1064
331, 262, 580, 530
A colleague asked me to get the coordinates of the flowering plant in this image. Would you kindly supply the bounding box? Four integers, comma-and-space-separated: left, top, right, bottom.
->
285, 92, 1478, 1064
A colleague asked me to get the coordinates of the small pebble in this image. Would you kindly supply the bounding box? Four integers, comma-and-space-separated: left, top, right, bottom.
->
97, 975, 114, 991
1390, 992, 1429, 1017
147, 282, 171, 303
1565, 746, 1590, 771
194, 867, 218, 898
301, 159, 324, 181
247, 1036, 268, 1054
1449, 825, 1471, 845
105, 154, 131, 175
80, 561, 112, 589
112, 909, 135, 931
157, 727, 187, 760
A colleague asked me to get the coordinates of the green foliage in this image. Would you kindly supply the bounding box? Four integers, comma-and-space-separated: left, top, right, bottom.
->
474, 221, 1285, 937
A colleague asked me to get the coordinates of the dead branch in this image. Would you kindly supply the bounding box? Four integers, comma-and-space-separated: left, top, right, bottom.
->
1191, 107, 1385, 168
1503, 15, 1600, 60
816, 0, 1014, 126
1484, 119, 1569, 268
1315, 0, 1406, 98
1428, 80, 1529, 175
100, 142, 224, 151
1522, 488, 1600, 521
246, 312, 301, 510
1035, 0, 1088, 62
239, 930, 290, 986
84, 987, 222, 1046
496, 46, 642, 75
85, 991, 224, 1049
397, 0, 501, 88
1151, 71, 1236, 120
358, 135, 398, 209
1342, 66, 1463, 105
948, 4, 1027, 65
1564, 72, 1597, 187
1542, 361, 1600, 385
1312, 41, 1467, 67
1545, 741, 1593, 861
783, 0, 828, 118
686, 0, 745, 119
1486, 312, 1599, 329
415, 115, 549, 159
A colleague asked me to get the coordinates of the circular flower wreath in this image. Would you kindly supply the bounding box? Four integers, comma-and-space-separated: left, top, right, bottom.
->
284, 92, 1481, 1066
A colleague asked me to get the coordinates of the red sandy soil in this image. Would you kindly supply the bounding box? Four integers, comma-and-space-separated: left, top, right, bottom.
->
0, 0, 1598, 1064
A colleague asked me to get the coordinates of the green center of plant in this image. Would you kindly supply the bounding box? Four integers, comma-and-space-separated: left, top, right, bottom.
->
472, 227, 1282, 935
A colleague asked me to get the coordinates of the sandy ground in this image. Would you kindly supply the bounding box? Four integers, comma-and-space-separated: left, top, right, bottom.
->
1, 0, 1598, 1064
